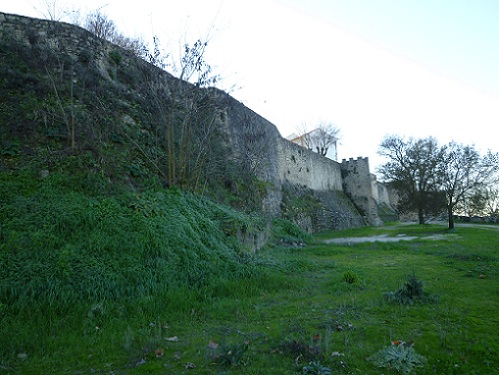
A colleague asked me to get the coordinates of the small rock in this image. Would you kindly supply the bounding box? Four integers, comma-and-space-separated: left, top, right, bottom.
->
185, 362, 196, 369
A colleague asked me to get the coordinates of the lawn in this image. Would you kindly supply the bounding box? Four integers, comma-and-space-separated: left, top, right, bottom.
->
1, 223, 498, 374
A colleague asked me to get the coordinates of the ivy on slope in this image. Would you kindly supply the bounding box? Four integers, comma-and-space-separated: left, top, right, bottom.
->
0, 171, 257, 309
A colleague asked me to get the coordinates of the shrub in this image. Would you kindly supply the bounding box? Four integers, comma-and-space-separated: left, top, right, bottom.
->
108, 49, 123, 65
272, 218, 311, 246
384, 273, 436, 305
279, 338, 323, 362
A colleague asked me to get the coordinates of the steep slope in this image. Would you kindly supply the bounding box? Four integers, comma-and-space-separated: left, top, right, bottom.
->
0, 12, 385, 231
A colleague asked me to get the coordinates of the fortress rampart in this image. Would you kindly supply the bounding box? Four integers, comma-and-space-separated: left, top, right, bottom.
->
0, 12, 397, 231
277, 139, 342, 191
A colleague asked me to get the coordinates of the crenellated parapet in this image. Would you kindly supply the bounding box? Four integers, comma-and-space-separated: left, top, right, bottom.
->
340, 157, 384, 226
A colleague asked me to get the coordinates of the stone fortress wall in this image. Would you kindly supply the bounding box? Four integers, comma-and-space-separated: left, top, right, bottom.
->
0, 12, 116, 77
0, 12, 398, 231
277, 139, 343, 191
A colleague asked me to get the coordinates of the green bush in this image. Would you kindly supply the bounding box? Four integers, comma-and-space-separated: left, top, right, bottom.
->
302, 361, 332, 374
207, 340, 250, 367
109, 49, 123, 65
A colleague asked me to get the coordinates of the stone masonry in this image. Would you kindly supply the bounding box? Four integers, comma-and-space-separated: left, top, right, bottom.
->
0, 12, 397, 231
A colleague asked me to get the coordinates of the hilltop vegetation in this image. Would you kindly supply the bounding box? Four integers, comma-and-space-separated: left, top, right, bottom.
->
0, 14, 264, 207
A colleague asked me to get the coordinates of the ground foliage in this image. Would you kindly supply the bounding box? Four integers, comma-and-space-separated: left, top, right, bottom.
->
368, 341, 427, 374
384, 273, 438, 305
1, 204, 498, 373
0, 170, 262, 304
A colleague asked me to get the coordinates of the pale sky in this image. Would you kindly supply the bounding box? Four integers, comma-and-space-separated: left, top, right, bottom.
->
2, 0, 499, 171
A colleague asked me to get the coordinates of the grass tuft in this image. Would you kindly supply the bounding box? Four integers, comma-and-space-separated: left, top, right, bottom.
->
341, 269, 360, 284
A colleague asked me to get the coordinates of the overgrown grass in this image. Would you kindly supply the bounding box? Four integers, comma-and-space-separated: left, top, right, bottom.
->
1, 173, 498, 373
0, 172, 257, 303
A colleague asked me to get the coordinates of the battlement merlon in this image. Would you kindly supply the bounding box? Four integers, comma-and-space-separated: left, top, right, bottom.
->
341, 156, 369, 164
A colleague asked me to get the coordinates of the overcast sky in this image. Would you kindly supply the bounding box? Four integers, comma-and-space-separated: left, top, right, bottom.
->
2, 0, 499, 171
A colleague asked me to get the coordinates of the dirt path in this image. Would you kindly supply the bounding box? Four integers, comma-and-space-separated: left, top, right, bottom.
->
323, 222, 498, 245
323, 233, 454, 245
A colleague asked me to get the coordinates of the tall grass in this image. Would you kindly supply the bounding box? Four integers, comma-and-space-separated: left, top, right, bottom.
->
0, 169, 311, 373
0, 172, 267, 309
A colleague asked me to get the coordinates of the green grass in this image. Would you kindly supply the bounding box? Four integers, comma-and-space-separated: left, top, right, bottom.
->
1, 172, 498, 374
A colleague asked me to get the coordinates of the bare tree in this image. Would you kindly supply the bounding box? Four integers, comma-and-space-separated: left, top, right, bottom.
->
485, 186, 499, 218
111, 33, 149, 60
33, 0, 75, 21
438, 143, 499, 229
45, 64, 77, 150
83, 9, 118, 41
310, 123, 340, 157
466, 189, 488, 217
293, 123, 313, 150
465, 186, 499, 218
135, 35, 222, 191
379, 136, 499, 228
80, 9, 149, 59
294, 122, 340, 159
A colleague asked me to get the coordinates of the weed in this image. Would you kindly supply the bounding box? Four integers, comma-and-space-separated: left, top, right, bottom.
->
341, 269, 360, 284
272, 218, 311, 246
302, 360, 332, 374
279, 338, 323, 363
108, 49, 123, 65
207, 340, 250, 367
368, 341, 427, 374
384, 273, 437, 305
0, 140, 20, 156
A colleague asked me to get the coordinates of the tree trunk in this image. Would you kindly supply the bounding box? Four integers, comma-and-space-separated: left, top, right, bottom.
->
448, 205, 455, 230
418, 208, 425, 224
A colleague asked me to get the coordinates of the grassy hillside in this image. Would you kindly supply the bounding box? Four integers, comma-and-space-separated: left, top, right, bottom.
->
0, 170, 258, 299
0, 167, 307, 372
